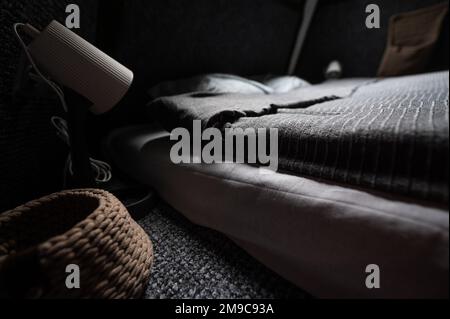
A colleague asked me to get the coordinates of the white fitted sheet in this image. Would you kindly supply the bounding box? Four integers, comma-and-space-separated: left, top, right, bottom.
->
106, 125, 449, 298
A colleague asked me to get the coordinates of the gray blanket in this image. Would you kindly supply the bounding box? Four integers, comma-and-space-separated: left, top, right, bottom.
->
148, 72, 449, 204
150, 78, 370, 129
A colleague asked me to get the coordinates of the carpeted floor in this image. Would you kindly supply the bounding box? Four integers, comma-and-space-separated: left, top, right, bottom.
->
137, 201, 310, 299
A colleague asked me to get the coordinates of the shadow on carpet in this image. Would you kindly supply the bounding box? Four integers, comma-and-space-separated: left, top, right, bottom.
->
138, 201, 311, 299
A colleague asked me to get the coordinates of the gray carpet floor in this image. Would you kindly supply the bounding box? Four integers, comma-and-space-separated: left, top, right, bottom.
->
137, 201, 310, 299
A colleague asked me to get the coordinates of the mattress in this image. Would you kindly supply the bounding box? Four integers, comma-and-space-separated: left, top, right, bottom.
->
106, 125, 449, 299
149, 72, 450, 204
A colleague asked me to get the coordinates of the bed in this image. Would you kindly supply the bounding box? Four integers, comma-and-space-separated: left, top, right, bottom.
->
106, 72, 449, 298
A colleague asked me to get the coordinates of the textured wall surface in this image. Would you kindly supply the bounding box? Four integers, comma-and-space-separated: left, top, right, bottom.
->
296, 0, 449, 82
0, 0, 98, 211
115, 0, 302, 92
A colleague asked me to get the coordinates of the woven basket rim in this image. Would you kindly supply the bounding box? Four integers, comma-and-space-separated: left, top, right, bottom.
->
1, 189, 109, 254
0, 189, 154, 299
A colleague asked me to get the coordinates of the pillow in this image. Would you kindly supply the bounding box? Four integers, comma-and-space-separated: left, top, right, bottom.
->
262, 76, 311, 93
148, 74, 310, 99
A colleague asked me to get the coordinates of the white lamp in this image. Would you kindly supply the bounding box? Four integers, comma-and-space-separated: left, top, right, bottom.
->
15, 20, 134, 187
26, 20, 133, 115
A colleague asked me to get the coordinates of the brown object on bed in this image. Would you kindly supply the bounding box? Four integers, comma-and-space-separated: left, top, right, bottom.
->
0, 189, 154, 299
378, 2, 448, 77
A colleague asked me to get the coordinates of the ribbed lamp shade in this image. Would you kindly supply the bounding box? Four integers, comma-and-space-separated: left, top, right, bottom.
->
28, 20, 133, 114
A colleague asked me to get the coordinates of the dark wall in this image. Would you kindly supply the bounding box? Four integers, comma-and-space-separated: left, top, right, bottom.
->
296, 0, 449, 82
114, 0, 303, 93
0, 0, 98, 211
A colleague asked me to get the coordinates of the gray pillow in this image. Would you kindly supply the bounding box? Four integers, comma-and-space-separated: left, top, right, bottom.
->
148, 73, 310, 99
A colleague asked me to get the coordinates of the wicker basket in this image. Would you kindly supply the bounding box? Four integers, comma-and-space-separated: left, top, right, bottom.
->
0, 189, 153, 299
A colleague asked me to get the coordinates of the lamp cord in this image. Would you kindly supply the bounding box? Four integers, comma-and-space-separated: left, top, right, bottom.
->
13, 23, 113, 186
13, 23, 68, 112
51, 116, 112, 184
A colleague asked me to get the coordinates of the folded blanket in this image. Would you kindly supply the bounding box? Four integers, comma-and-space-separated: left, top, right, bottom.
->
150, 78, 371, 129
148, 71, 449, 204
